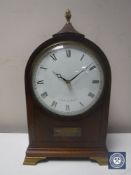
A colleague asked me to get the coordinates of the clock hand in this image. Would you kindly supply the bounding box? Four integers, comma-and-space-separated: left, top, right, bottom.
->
53, 71, 72, 90
69, 63, 92, 82
53, 71, 69, 83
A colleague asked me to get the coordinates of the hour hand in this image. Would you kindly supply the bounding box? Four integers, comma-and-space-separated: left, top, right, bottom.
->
53, 71, 62, 78
53, 71, 72, 90
52, 71, 68, 82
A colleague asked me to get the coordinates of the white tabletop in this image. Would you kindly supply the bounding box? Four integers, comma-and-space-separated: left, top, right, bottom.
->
0, 133, 130, 175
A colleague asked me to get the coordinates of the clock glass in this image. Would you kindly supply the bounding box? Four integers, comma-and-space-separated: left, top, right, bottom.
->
31, 41, 104, 116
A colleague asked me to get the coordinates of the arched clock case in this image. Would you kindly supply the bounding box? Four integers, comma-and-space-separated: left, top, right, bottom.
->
23, 10, 111, 165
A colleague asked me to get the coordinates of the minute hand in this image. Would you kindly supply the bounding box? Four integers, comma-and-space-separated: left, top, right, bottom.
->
69, 64, 92, 82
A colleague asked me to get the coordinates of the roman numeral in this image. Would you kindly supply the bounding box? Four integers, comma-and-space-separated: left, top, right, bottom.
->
66, 49, 71, 57
41, 92, 48, 98
40, 66, 47, 70
80, 102, 84, 106
92, 80, 100, 84
51, 101, 57, 108
80, 54, 84, 61
37, 80, 44, 84
89, 65, 96, 71
50, 53, 57, 61
88, 92, 95, 98
66, 104, 70, 111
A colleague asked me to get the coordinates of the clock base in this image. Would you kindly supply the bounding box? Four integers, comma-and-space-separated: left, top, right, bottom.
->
23, 147, 108, 165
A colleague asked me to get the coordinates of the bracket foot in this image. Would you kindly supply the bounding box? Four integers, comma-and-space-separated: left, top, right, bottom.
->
23, 156, 47, 165
90, 156, 108, 165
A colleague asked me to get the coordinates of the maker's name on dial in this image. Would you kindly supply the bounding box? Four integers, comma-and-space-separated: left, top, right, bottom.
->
59, 98, 77, 102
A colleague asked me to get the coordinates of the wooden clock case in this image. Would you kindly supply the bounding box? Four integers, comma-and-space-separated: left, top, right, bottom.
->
23, 15, 111, 166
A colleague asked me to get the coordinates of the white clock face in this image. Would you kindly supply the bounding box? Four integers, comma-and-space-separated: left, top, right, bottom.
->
31, 41, 104, 116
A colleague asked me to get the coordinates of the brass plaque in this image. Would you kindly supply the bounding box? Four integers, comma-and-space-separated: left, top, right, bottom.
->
54, 127, 81, 137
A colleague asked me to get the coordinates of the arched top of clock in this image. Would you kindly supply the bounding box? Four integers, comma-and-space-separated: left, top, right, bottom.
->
53, 9, 84, 38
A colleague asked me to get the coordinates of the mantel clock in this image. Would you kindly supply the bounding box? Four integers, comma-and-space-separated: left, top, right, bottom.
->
23, 10, 111, 165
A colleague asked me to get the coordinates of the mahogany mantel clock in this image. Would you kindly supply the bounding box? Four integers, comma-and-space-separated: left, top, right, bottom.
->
23, 10, 111, 165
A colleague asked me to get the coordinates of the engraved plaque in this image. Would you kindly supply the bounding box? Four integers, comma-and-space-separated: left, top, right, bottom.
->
54, 127, 82, 137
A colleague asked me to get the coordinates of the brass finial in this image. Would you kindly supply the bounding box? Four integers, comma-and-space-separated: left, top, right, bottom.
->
65, 9, 71, 23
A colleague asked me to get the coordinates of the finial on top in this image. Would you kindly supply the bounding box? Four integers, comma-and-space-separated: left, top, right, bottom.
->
53, 9, 84, 37
65, 9, 71, 23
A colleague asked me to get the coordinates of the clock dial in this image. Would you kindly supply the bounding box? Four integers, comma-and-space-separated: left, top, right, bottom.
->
31, 41, 104, 116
